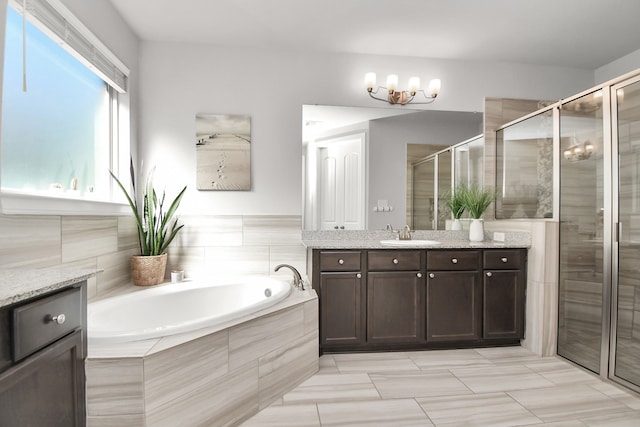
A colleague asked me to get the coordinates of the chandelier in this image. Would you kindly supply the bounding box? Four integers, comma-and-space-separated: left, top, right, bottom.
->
563, 140, 594, 162
365, 73, 441, 105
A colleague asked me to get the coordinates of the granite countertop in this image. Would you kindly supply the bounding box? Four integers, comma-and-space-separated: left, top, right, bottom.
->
0, 268, 101, 308
302, 229, 531, 250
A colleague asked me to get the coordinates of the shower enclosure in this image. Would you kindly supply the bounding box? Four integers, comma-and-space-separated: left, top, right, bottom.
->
496, 70, 640, 393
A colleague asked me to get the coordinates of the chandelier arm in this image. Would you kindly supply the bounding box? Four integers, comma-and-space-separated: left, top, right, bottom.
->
368, 90, 393, 103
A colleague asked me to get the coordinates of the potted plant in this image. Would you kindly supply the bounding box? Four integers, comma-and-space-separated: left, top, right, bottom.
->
443, 186, 467, 230
110, 160, 187, 286
459, 185, 498, 242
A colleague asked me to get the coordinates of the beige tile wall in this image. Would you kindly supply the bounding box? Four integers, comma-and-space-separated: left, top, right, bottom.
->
0, 213, 306, 302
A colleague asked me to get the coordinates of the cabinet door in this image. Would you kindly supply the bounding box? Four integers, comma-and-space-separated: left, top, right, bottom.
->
426, 271, 482, 343
320, 272, 364, 347
367, 271, 423, 344
0, 330, 85, 427
484, 270, 524, 339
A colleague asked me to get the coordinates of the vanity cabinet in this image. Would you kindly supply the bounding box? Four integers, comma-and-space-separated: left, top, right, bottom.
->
0, 282, 87, 426
367, 251, 424, 345
425, 250, 482, 343
312, 247, 527, 353
315, 251, 366, 350
483, 249, 526, 340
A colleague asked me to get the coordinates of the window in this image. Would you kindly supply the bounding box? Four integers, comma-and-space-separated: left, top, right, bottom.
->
1, 0, 129, 214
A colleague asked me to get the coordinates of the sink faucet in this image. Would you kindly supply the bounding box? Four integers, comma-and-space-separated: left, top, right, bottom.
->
274, 264, 305, 290
398, 225, 413, 240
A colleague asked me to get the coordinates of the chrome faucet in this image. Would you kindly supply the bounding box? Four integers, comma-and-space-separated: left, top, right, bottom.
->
399, 225, 413, 240
274, 264, 305, 290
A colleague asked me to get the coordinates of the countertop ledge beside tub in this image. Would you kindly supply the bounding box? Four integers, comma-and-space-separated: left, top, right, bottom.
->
302, 230, 531, 249
0, 268, 101, 308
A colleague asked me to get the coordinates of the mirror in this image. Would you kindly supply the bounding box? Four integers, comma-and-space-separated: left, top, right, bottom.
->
302, 105, 483, 230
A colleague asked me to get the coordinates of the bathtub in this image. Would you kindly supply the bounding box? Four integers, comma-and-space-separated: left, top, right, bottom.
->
88, 275, 292, 345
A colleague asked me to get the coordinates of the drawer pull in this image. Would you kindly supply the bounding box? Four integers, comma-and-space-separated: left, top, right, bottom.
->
417, 273, 423, 278
501, 257, 508, 263
486, 272, 493, 277
393, 258, 399, 264
429, 273, 435, 278
451, 258, 458, 264
338, 259, 344, 265
49, 314, 66, 325
356, 273, 362, 279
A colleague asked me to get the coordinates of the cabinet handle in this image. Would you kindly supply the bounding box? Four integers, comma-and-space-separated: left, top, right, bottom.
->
417, 273, 423, 278
356, 273, 362, 279
451, 258, 458, 264
393, 258, 399, 264
486, 272, 493, 277
429, 273, 435, 278
338, 259, 344, 265
334, 226, 338, 229
49, 313, 66, 325
501, 257, 508, 263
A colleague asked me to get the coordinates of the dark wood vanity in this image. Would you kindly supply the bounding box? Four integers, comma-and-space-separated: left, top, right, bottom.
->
311, 248, 527, 353
0, 277, 88, 426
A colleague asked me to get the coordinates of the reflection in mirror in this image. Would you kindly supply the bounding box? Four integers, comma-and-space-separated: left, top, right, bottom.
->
303, 105, 482, 230
495, 108, 554, 219
408, 135, 483, 230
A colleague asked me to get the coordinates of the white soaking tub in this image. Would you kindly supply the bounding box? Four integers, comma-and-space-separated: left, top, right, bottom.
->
88, 275, 292, 345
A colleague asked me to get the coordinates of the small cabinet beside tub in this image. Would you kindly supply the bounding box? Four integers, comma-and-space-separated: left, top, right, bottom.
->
0, 282, 87, 426
312, 248, 527, 353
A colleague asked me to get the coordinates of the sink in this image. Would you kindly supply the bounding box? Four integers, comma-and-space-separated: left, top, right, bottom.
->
380, 239, 441, 247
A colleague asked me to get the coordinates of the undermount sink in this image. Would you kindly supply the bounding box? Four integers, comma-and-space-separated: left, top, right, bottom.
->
380, 239, 441, 247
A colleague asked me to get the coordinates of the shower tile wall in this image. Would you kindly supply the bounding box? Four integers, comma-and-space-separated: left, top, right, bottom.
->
0, 213, 305, 301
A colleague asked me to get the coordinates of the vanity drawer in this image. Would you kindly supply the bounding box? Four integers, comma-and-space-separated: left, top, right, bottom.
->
319, 251, 362, 271
12, 287, 82, 362
368, 250, 421, 271
484, 249, 524, 270
427, 250, 481, 271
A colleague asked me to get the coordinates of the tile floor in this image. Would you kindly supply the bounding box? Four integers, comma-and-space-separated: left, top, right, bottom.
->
240, 346, 640, 426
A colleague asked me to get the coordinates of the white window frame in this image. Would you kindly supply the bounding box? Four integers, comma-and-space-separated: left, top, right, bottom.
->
0, 0, 131, 215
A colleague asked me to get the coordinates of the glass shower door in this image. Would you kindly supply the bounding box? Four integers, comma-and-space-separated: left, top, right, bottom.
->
612, 77, 640, 390
412, 158, 436, 230
557, 90, 605, 374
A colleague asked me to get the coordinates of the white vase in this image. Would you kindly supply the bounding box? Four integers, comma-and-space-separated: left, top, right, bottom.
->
469, 219, 484, 242
451, 218, 462, 230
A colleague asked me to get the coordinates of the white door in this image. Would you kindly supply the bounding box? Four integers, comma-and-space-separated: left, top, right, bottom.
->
319, 136, 364, 230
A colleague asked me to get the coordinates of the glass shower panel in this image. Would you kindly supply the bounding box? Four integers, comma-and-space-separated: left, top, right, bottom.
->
495, 110, 554, 219
412, 158, 435, 230
557, 90, 604, 374
437, 150, 452, 229
614, 79, 640, 388
454, 136, 484, 188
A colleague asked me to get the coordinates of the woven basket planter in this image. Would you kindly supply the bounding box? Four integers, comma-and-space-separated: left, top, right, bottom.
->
130, 253, 168, 286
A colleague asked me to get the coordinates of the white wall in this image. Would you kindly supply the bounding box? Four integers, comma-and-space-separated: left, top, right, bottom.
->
139, 41, 596, 217
595, 48, 640, 85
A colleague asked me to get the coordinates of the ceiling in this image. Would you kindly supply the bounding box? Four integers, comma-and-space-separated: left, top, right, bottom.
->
109, 0, 640, 70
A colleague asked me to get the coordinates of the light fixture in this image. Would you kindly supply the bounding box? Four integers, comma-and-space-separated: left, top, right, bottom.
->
365, 72, 441, 105
563, 138, 594, 162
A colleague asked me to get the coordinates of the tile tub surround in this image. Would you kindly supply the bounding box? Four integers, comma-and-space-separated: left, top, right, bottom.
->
241, 347, 640, 427
86, 288, 319, 426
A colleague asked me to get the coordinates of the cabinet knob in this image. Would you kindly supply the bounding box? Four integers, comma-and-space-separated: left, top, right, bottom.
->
50, 314, 66, 325
334, 226, 338, 229
338, 259, 344, 265
429, 273, 435, 278
501, 257, 508, 263
486, 272, 493, 277
356, 273, 362, 279
393, 258, 399, 264
417, 273, 423, 278
451, 258, 458, 264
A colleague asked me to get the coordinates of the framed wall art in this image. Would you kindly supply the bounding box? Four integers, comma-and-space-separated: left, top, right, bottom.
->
195, 114, 251, 190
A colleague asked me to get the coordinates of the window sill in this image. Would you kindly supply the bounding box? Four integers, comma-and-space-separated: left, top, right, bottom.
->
0, 190, 131, 216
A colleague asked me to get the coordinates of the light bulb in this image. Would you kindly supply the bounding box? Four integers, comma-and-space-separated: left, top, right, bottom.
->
428, 79, 441, 97
364, 72, 376, 91
386, 74, 398, 92
408, 77, 420, 94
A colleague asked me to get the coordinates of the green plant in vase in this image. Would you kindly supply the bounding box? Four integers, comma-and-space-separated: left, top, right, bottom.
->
110, 159, 187, 285
459, 185, 498, 242
443, 186, 467, 230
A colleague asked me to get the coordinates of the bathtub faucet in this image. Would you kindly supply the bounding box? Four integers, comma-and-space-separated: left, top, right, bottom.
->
274, 264, 305, 291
